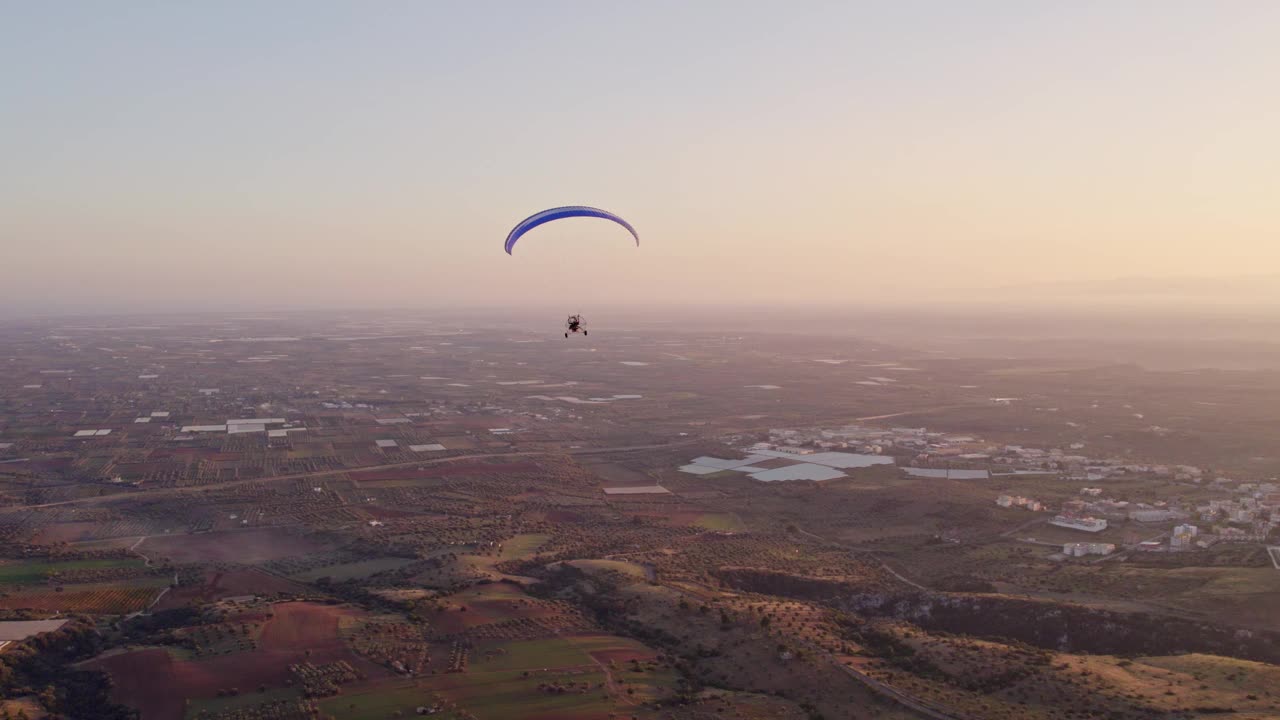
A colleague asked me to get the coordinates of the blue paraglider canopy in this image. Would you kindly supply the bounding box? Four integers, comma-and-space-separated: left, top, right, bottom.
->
504, 206, 639, 255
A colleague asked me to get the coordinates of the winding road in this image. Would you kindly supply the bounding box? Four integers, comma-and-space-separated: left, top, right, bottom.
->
123, 535, 178, 620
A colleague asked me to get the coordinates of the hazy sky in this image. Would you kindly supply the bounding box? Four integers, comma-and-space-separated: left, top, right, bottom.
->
3, 1, 1278, 316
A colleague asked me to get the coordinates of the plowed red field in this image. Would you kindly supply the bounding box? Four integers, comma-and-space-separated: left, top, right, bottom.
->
140, 528, 332, 564
94, 602, 382, 720
153, 569, 304, 610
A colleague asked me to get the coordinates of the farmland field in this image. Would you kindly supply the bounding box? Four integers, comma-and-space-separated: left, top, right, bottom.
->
0, 579, 166, 613
154, 568, 306, 611
568, 633, 660, 664
140, 529, 335, 564
498, 533, 551, 561
426, 667, 613, 720
291, 557, 417, 581
94, 602, 383, 720
0, 557, 145, 585
185, 687, 303, 719
317, 682, 457, 720
694, 512, 745, 531
424, 583, 566, 634
470, 637, 594, 671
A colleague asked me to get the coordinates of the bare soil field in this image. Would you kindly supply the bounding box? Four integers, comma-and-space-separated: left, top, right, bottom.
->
31, 522, 103, 544
154, 568, 306, 610
95, 602, 380, 720
581, 460, 655, 486
140, 528, 334, 564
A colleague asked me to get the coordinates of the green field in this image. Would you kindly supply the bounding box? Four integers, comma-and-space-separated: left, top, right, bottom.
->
565, 633, 654, 655
187, 688, 302, 719
498, 533, 551, 561
428, 668, 613, 720
292, 557, 418, 582
695, 513, 745, 531
565, 634, 673, 701
318, 682, 453, 720
471, 638, 594, 672
0, 558, 144, 586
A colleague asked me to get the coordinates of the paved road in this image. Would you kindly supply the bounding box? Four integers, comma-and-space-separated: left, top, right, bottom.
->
15, 439, 702, 512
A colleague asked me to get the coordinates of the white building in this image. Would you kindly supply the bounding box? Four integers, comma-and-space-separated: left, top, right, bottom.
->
1129, 509, 1179, 523
1063, 542, 1116, 557
1050, 515, 1108, 532
1170, 524, 1199, 549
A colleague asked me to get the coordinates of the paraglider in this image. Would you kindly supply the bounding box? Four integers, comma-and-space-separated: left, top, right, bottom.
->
504, 206, 638, 337
504, 206, 639, 255
565, 314, 586, 338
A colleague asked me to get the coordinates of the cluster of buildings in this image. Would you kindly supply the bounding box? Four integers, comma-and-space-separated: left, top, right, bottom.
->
752, 426, 1215, 482
1049, 515, 1108, 532
179, 417, 297, 437
1170, 524, 1199, 549
995, 495, 1044, 512
1057, 482, 1280, 551
746, 424, 1278, 554
1195, 484, 1280, 544
1062, 541, 1115, 557
1056, 495, 1190, 525
757, 425, 1002, 461
1127, 505, 1189, 523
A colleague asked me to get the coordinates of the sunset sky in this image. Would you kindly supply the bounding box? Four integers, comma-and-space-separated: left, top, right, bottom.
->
3, 2, 1278, 315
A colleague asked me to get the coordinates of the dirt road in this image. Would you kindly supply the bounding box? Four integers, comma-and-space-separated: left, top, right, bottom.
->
795, 526, 929, 592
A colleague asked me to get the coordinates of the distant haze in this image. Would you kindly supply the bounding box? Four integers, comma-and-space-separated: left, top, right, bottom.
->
2, 2, 1278, 316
